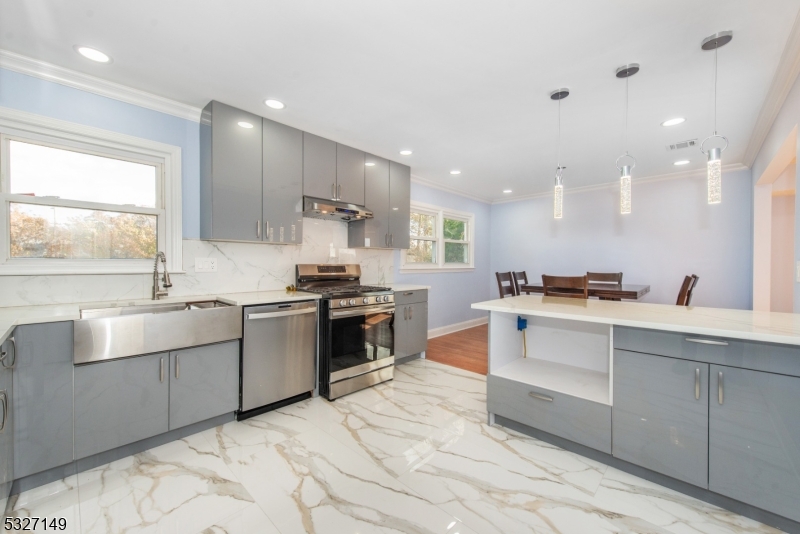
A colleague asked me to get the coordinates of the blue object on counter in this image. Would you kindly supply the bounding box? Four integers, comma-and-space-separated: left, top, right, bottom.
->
517, 316, 527, 331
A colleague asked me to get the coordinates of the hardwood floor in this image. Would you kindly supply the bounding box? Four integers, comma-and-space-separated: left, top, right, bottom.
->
425, 324, 488, 375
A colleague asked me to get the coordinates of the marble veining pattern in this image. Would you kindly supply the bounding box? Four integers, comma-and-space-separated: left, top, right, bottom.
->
6, 359, 781, 533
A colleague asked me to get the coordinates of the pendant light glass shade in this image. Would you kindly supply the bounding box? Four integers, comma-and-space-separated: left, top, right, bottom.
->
620, 165, 632, 214
701, 32, 732, 205
554, 169, 564, 219
707, 147, 722, 204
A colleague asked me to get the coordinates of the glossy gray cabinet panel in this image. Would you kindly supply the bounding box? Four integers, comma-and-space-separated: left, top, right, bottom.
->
13, 322, 73, 478
388, 161, 411, 249
709, 365, 800, 522
263, 118, 304, 244
395, 302, 428, 359
336, 144, 365, 205
303, 133, 337, 200
0, 336, 13, 511
169, 341, 239, 431
613, 350, 709, 487
349, 154, 389, 248
488, 374, 612, 453
200, 101, 264, 241
394, 289, 427, 305
74, 353, 169, 459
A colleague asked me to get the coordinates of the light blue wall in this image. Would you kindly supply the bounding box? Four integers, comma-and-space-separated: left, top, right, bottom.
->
394, 183, 492, 330
489, 169, 754, 310
0, 68, 201, 238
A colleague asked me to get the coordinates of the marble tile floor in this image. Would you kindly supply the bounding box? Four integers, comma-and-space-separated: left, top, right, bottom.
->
6, 359, 783, 533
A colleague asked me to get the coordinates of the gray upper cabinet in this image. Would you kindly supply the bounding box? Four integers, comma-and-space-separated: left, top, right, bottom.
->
709, 365, 800, 522
388, 161, 411, 249
263, 118, 304, 244
200, 101, 264, 242
169, 341, 239, 431
303, 133, 337, 200
74, 353, 169, 459
336, 144, 365, 205
13, 322, 73, 479
613, 350, 709, 488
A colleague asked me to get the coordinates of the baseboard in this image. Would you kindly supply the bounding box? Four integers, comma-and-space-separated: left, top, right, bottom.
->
428, 316, 488, 339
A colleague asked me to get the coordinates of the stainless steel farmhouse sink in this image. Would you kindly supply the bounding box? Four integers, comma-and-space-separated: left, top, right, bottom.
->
74, 300, 242, 364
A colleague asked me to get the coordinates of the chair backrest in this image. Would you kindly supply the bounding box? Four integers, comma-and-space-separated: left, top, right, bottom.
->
496, 272, 516, 298
512, 271, 528, 295
686, 275, 699, 305
676, 275, 693, 306
542, 275, 589, 299
587, 272, 623, 285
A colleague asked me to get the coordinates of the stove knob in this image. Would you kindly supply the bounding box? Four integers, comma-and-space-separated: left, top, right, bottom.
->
339, 299, 347, 307
349, 299, 356, 306
363, 297, 369, 304
383, 295, 390, 302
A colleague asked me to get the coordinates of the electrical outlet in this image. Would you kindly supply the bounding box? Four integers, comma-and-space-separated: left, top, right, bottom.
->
195, 257, 218, 273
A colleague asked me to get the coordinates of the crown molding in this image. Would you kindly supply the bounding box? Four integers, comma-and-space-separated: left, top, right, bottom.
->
410, 174, 492, 204
0, 49, 202, 122
489, 163, 749, 205
742, 10, 800, 167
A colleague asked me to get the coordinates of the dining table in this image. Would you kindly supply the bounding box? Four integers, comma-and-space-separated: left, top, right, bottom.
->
519, 283, 651, 300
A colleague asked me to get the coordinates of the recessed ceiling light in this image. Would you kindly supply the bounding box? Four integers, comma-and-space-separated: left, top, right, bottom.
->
661, 117, 685, 127
264, 99, 285, 110
237, 121, 254, 129
450, 170, 461, 175
674, 160, 690, 166
365, 162, 375, 167
503, 189, 512, 193
74, 46, 111, 63
399, 150, 413, 156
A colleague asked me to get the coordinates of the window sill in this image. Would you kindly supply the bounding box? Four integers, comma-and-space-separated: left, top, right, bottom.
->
400, 267, 475, 274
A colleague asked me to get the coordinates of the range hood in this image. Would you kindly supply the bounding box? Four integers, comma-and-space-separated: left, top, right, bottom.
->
303, 197, 373, 222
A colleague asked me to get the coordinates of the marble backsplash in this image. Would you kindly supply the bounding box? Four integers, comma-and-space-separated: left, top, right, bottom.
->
0, 219, 395, 307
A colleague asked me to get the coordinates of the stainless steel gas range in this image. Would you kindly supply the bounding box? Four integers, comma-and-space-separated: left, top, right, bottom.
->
296, 264, 394, 400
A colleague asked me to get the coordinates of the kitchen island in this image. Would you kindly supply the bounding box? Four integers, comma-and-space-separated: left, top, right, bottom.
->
472, 295, 800, 532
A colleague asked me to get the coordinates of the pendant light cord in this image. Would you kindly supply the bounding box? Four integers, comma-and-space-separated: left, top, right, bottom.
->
557, 98, 561, 169
624, 76, 629, 154
714, 46, 718, 135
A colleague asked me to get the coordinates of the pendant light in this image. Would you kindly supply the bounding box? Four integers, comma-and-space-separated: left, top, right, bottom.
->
701, 31, 732, 204
615, 64, 639, 215
551, 88, 569, 219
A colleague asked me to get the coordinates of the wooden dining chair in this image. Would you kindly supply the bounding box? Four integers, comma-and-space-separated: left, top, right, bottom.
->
496, 272, 517, 298
587, 272, 623, 301
686, 275, 699, 305
676, 275, 698, 306
542, 275, 589, 299
512, 271, 530, 295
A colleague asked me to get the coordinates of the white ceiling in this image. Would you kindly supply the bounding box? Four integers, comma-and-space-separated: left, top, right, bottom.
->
2, 0, 799, 202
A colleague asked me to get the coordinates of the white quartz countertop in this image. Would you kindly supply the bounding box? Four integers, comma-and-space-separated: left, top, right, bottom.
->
472, 295, 800, 346
389, 284, 431, 291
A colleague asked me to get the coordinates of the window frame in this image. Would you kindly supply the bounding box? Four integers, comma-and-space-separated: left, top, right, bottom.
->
0, 106, 182, 275
401, 201, 475, 273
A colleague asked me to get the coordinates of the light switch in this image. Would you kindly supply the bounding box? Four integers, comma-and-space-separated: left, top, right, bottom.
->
195, 257, 218, 273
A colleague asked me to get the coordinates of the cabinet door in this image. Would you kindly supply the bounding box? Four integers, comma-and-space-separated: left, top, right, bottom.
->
263, 118, 304, 244
207, 101, 264, 241
74, 353, 169, 459
393, 306, 409, 359
360, 154, 390, 247
0, 338, 13, 510
169, 341, 240, 431
336, 144, 365, 205
13, 322, 73, 478
709, 366, 800, 522
303, 133, 337, 200
388, 161, 411, 249
406, 302, 428, 356
613, 350, 709, 487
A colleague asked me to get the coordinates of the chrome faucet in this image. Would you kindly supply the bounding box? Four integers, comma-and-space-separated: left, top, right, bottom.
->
152, 251, 173, 300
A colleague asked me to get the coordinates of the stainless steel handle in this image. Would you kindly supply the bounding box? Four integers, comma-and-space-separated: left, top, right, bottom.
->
695, 368, 700, 400
385, 234, 388, 247
265, 221, 270, 241
332, 183, 336, 199
0, 337, 16, 369
291, 225, 296, 242
176, 354, 180, 379
686, 338, 729, 346
257, 220, 262, 239
247, 308, 317, 320
160, 357, 165, 383
718, 371, 724, 404
529, 391, 553, 402
403, 292, 414, 296
280, 226, 285, 243
409, 306, 413, 319
403, 307, 408, 320
337, 184, 342, 199
331, 304, 395, 319
0, 391, 7, 433
390, 233, 393, 247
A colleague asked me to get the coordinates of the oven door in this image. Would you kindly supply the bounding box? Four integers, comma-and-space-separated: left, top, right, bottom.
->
329, 303, 395, 382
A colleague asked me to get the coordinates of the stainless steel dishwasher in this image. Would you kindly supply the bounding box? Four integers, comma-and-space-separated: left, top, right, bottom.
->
240, 301, 317, 416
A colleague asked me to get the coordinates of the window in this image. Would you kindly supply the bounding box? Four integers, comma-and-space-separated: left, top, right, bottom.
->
402, 201, 474, 272
0, 108, 182, 274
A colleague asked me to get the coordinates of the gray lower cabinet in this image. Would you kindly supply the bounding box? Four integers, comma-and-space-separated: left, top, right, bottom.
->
74, 353, 169, 459
395, 290, 428, 359
388, 161, 411, 249
169, 341, 239, 431
709, 365, 800, 522
612, 350, 709, 487
303, 132, 337, 200
0, 335, 14, 509
263, 118, 303, 244
13, 322, 73, 478
336, 144, 365, 205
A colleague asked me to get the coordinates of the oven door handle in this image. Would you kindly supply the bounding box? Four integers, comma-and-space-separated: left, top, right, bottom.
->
330, 304, 395, 319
